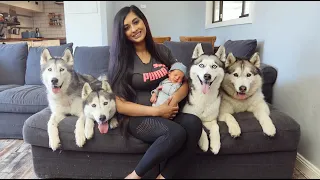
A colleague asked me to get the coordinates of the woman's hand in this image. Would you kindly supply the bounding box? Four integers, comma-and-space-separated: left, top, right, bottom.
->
155, 97, 179, 119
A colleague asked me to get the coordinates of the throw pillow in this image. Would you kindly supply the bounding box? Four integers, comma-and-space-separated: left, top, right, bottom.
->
0, 42, 28, 85
224, 39, 257, 59
73, 46, 110, 78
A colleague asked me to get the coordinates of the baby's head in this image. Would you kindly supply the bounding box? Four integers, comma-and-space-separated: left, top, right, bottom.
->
168, 62, 187, 83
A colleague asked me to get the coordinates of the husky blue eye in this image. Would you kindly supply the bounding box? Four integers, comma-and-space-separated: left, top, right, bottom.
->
104, 102, 108, 105
199, 64, 204, 68
211, 65, 217, 69
48, 68, 52, 71
92, 104, 96, 107
247, 73, 251, 77
60, 68, 64, 72
234, 73, 239, 77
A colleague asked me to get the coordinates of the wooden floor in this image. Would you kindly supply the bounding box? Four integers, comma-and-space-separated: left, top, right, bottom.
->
0, 140, 37, 179
0, 139, 307, 179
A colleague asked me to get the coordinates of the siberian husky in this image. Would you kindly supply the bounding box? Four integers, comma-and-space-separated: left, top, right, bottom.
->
40, 48, 103, 151
81, 77, 118, 142
218, 52, 276, 138
182, 43, 226, 154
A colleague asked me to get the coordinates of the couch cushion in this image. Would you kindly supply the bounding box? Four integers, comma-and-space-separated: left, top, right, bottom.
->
163, 41, 214, 68
25, 43, 74, 85
224, 39, 257, 59
0, 85, 21, 92
0, 42, 28, 85
73, 46, 109, 78
23, 105, 300, 155
23, 107, 150, 153
198, 105, 300, 155
0, 85, 48, 113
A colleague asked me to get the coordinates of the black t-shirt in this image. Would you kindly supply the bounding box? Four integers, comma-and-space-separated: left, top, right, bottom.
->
131, 44, 177, 106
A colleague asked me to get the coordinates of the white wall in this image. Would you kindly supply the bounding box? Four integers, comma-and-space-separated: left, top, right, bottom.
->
99, 1, 114, 46
205, 1, 320, 169
64, 1, 105, 48
105, 1, 114, 46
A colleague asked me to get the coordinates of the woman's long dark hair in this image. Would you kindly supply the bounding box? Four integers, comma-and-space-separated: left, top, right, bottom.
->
108, 5, 171, 136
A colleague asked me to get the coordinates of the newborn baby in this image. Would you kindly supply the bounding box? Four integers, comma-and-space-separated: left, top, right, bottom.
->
150, 62, 187, 106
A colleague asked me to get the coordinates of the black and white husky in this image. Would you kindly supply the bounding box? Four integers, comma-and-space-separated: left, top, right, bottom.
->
182, 43, 226, 154
81, 77, 118, 141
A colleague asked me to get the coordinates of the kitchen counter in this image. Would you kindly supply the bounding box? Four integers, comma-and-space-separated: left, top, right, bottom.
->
0, 37, 66, 42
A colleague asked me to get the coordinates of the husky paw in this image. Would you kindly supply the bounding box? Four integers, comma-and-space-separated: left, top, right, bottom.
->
228, 123, 241, 138
210, 140, 221, 155
85, 126, 94, 140
209, 132, 221, 155
262, 121, 276, 137
75, 128, 86, 148
110, 118, 119, 129
49, 136, 61, 151
198, 136, 209, 152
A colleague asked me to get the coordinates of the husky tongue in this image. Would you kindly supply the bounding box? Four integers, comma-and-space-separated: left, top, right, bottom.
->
52, 88, 61, 94
98, 122, 109, 134
237, 93, 247, 100
202, 83, 210, 94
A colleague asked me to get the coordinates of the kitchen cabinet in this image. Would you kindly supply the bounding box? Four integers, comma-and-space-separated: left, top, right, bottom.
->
0, 1, 44, 12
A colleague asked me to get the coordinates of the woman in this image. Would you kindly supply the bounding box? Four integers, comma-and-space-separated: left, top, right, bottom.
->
108, 5, 202, 179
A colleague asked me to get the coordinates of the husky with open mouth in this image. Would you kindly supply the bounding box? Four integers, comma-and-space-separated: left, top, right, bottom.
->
40, 48, 104, 151
81, 76, 118, 142
182, 43, 225, 154
218, 52, 276, 138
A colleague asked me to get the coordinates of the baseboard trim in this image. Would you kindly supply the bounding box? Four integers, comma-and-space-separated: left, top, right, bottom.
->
296, 153, 320, 179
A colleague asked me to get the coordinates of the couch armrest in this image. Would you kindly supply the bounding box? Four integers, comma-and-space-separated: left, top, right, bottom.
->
260, 63, 277, 84
260, 63, 278, 104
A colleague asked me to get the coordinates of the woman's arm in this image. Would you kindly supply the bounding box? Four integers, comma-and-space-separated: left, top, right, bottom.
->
116, 96, 179, 119
116, 96, 158, 117
169, 80, 189, 107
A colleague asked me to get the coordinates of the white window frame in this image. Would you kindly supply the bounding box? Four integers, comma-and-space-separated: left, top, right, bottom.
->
205, 1, 255, 29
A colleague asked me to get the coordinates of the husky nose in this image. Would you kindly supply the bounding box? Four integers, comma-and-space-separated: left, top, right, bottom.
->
204, 74, 211, 81
239, 86, 247, 92
99, 115, 106, 122
51, 78, 58, 84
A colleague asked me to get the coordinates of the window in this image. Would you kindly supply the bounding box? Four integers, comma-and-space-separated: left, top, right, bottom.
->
205, 1, 254, 29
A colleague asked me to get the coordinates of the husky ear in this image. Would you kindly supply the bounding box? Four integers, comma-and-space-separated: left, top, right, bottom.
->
40, 48, 52, 65
249, 52, 260, 68
215, 45, 226, 62
62, 48, 74, 66
225, 53, 237, 68
101, 80, 113, 93
192, 43, 204, 59
82, 83, 92, 100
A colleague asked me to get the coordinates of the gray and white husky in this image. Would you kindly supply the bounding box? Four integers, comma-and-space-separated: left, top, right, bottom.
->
218, 52, 276, 138
81, 77, 118, 141
40, 48, 103, 151
182, 43, 226, 154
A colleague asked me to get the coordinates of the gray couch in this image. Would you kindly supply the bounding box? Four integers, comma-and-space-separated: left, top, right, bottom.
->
0, 41, 300, 179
